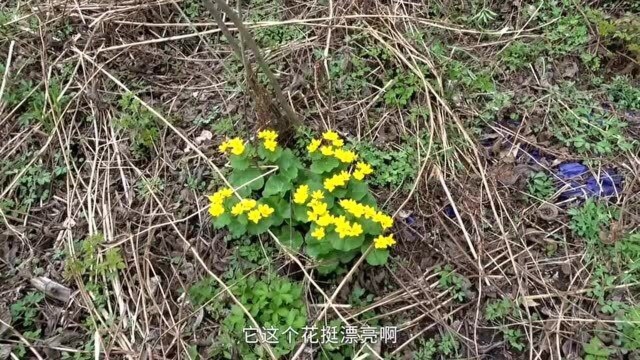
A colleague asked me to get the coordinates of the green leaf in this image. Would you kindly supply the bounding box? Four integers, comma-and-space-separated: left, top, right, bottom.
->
347, 180, 369, 201
263, 174, 292, 197
310, 156, 339, 174
365, 248, 389, 266
327, 231, 364, 251
228, 217, 248, 237
361, 218, 382, 236
292, 203, 308, 222
276, 149, 300, 180
275, 226, 303, 250
262, 196, 290, 226
247, 216, 274, 235
230, 167, 264, 191
258, 146, 283, 162
213, 211, 232, 229
230, 154, 250, 170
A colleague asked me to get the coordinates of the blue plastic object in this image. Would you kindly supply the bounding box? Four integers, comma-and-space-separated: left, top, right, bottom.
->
556, 162, 621, 200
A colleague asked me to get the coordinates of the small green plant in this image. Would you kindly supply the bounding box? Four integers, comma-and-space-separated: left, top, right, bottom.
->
189, 273, 307, 359
135, 177, 165, 199
211, 114, 241, 137
568, 200, 617, 245
437, 332, 459, 357
605, 76, 640, 111
116, 92, 161, 155
64, 233, 126, 280
547, 82, 636, 155
10, 292, 44, 328
4, 159, 52, 206
501, 41, 542, 71
356, 141, 418, 190
208, 130, 397, 272
384, 70, 420, 107
527, 172, 555, 200
485, 298, 514, 323
437, 265, 467, 302
502, 327, 526, 351
544, 14, 590, 56
13, 329, 41, 358
584, 337, 613, 360
587, 10, 640, 60
414, 338, 437, 360
619, 306, 640, 351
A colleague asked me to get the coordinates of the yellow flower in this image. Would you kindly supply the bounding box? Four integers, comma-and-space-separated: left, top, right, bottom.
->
307, 139, 322, 153
333, 149, 357, 164
208, 188, 234, 203
350, 222, 363, 237
363, 205, 377, 219
323, 130, 340, 142
231, 204, 243, 216
316, 214, 333, 227
258, 129, 278, 141
373, 212, 394, 230
320, 146, 334, 156
307, 201, 328, 222
374, 234, 396, 249
293, 185, 310, 204
240, 199, 257, 211
332, 138, 344, 147
323, 171, 350, 192
258, 204, 274, 217
356, 162, 373, 175
248, 209, 262, 223
264, 139, 278, 152
339, 199, 365, 218
311, 190, 324, 201
209, 202, 225, 217
232, 198, 257, 216
219, 137, 245, 155
311, 227, 325, 240
353, 162, 373, 180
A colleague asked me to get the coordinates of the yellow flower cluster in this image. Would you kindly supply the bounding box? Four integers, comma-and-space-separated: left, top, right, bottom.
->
306, 198, 363, 240
353, 162, 373, 181
230, 198, 274, 224
293, 185, 309, 204
258, 129, 278, 152
338, 199, 394, 230
333, 215, 363, 238
208, 188, 234, 217
323, 171, 350, 192
373, 234, 396, 249
219, 137, 245, 155
307, 131, 357, 164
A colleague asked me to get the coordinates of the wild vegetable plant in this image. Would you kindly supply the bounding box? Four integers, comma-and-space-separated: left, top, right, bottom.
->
208, 130, 397, 273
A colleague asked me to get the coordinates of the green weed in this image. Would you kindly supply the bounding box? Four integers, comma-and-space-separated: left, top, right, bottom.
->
485, 298, 514, 323
437, 265, 467, 302
619, 306, 640, 351
135, 177, 165, 199
501, 41, 543, 71
437, 332, 459, 357
414, 338, 437, 360
356, 141, 417, 190
188, 273, 307, 359
605, 76, 640, 111
502, 327, 526, 351
568, 200, 617, 245
116, 92, 161, 155
384, 70, 420, 108
527, 172, 555, 200
584, 337, 613, 360
10, 292, 44, 328
64, 233, 126, 280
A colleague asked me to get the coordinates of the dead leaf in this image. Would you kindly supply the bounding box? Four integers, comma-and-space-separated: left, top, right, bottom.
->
0, 344, 11, 360
0, 305, 10, 337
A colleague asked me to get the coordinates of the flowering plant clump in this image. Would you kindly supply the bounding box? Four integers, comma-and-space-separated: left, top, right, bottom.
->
209, 130, 396, 271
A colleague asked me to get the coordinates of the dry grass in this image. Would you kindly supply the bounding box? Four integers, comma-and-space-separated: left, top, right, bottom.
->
1, 0, 639, 359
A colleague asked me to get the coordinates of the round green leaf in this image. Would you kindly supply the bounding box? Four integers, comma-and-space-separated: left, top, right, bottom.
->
310, 156, 339, 174
229, 154, 250, 170
327, 231, 364, 251
230, 167, 264, 191
347, 180, 369, 201
263, 174, 292, 197
365, 248, 389, 266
